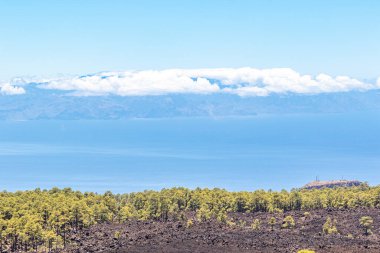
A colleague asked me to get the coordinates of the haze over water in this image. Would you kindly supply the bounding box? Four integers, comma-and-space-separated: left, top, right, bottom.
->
1, 112, 379, 193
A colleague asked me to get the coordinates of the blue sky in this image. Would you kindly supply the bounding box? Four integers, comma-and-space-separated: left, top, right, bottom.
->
1, 0, 379, 81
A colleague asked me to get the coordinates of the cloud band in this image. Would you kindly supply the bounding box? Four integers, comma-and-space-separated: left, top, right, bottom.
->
3, 68, 379, 96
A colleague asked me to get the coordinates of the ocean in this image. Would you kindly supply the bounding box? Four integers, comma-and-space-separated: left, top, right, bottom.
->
0, 112, 379, 192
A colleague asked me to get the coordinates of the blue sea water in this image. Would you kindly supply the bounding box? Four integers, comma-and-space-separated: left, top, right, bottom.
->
0, 113, 379, 193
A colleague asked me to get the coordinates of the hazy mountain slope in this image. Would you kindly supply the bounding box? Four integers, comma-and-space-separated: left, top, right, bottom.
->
1, 85, 380, 120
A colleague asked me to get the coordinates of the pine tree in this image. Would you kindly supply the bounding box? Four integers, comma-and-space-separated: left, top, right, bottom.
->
268, 217, 276, 231
359, 216, 373, 235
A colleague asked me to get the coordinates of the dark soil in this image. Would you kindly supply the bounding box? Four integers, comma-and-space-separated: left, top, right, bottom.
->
64, 208, 380, 253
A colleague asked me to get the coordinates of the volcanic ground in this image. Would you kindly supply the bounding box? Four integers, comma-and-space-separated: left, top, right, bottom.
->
63, 208, 380, 253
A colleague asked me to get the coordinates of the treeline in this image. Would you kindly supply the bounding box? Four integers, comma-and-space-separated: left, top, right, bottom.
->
0, 185, 379, 251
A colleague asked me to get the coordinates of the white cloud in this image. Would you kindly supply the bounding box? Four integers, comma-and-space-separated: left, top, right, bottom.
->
0, 83, 26, 95
181, 68, 374, 95
41, 70, 220, 96
28, 68, 380, 96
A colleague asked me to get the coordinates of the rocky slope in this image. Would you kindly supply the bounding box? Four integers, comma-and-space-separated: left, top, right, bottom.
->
63, 208, 380, 253
302, 180, 363, 190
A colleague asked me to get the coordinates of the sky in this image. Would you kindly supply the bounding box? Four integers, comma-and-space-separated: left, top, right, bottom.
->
1, 0, 379, 81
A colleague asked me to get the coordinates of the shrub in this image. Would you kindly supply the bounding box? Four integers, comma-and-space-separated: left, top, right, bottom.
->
114, 231, 121, 240
196, 206, 211, 222
323, 217, 338, 235
268, 217, 277, 231
251, 219, 261, 230
359, 216, 373, 235
297, 250, 316, 253
226, 219, 236, 227
269, 207, 284, 214
186, 219, 194, 228
237, 219, 247, 228
281, 215, 295, 229
216, 212, 228, 224
303, 212, 311, 219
